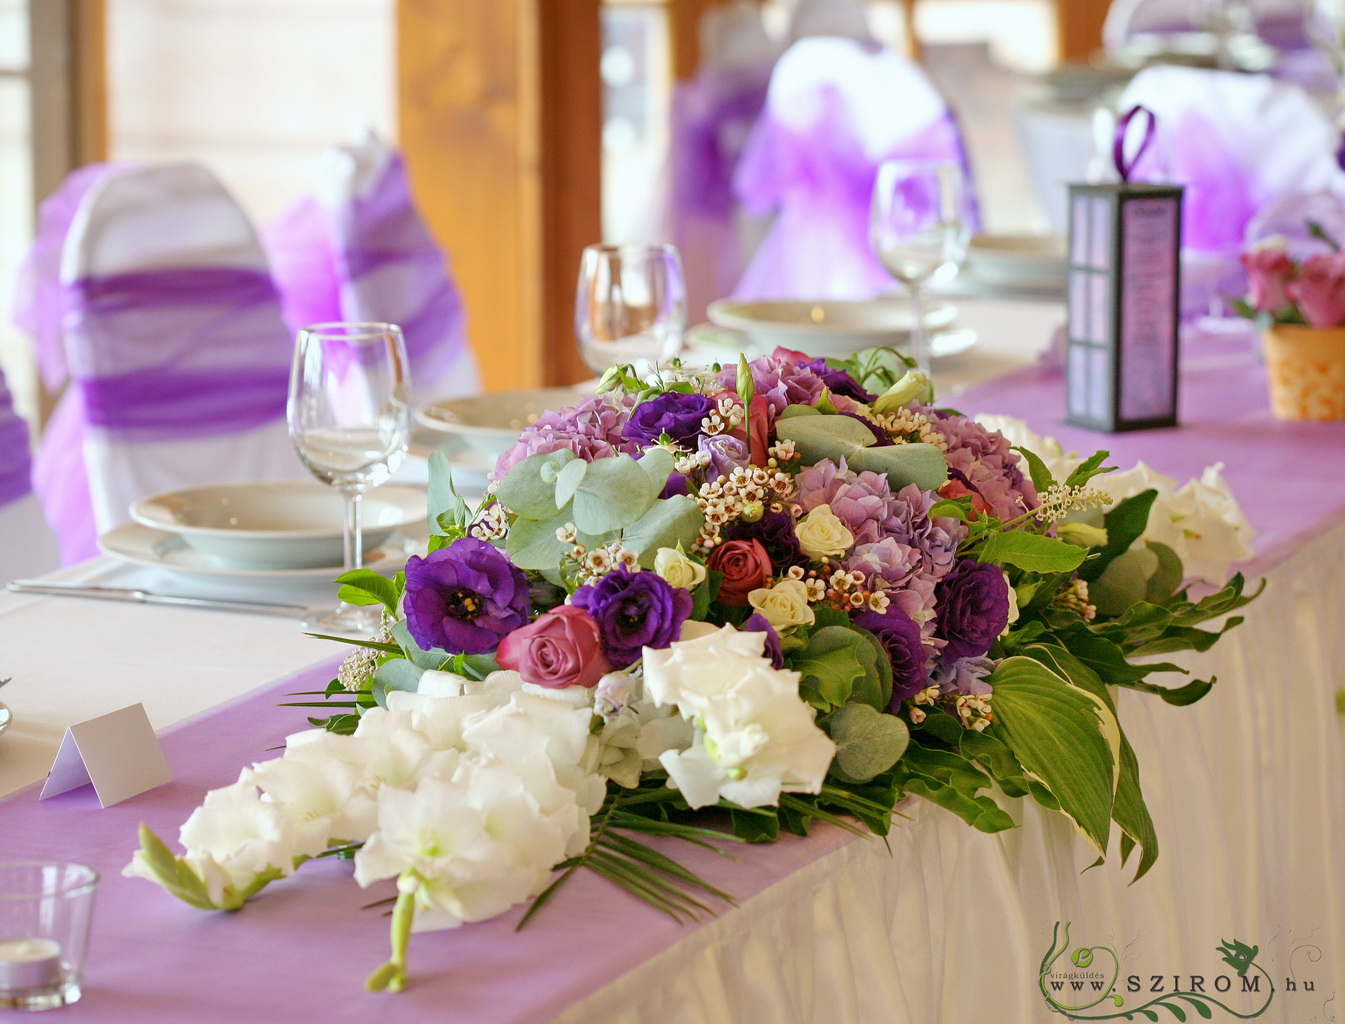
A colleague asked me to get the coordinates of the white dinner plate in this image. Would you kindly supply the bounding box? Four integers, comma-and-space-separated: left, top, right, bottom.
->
688, 319, 977, 361
98, 522, 421, 580
0, 701, 10, 739
130, 481, 426, 570
963, 234, 1067, 295
706, 297, 958, 358
416, 386, 595, 463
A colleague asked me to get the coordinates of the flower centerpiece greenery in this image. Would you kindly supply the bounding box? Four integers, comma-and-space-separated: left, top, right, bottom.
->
126, 348, 1258, 993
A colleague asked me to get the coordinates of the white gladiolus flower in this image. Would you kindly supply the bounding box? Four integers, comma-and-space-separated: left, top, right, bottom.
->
643, 625, 836, 810
168, 780, 302, 904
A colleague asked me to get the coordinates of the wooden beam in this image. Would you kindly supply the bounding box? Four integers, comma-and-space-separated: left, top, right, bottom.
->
397, 0, 601, 392
667, 0, 719, 81
1054, 0, 1108, 63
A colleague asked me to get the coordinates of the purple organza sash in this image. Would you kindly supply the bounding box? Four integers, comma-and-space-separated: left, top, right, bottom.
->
732, 93, 976, 300
340, 153, 466, 387
0, 373, 33, 507
673, 66, 772, 222
64, 266, 291, 442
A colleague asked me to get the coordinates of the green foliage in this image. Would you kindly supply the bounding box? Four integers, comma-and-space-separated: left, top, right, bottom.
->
335, 568, 402, 614
773, 416, 948, 491
622, 496, 706, 568
794, 625, 887, 710
978, 531, 1087, 573
893, 741, 1018, 833
825, 703, 910, 784
1078, 489, 1158, 582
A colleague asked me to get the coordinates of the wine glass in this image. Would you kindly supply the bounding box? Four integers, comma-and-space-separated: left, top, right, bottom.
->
575, 243, 687, 376
869, 158, 970, 377
287, 321, 411, 636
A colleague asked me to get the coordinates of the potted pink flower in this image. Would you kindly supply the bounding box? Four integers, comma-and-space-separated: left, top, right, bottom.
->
1239, 234, 1345, 420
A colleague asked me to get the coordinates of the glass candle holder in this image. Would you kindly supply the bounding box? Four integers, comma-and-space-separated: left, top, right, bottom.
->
0, 863, 99, 1010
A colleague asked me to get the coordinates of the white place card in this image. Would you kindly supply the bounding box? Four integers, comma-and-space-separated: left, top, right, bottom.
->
39, 704, 173, 807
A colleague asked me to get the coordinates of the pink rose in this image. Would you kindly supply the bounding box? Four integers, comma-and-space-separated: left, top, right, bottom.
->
1240, 246, 1294, 316
496, 605, 612, 689
706, 539, 772, 606
1286, 252, 1345, 327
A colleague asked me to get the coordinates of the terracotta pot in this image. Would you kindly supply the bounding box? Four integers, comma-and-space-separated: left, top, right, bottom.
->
1261, 325, 1345, 421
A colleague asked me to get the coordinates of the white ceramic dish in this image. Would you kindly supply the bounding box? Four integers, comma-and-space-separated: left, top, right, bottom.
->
99, 522, 420, 580
705, 298, 957, 357
130, 481, 425, 570
416, 386, 595, 462
963, 234, 1067, 294
690, 320, 977, 362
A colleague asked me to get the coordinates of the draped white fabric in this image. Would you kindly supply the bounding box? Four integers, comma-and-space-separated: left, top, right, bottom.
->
551, 522, 1345, 1024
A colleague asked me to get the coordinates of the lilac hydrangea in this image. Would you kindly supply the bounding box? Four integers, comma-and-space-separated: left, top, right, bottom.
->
934, 559, 1010, 663
494, 392, 639, 478
716, 355, 825, 418
794, 460, 964, 623
853, 604, 930, 704
918, 407, 1039, 523
403, 538, 531, 655
571, 566, 693, 669
930, 655, 997, 696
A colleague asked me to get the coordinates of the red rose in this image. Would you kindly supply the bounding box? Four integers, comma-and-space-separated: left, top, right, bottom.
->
496, 605, 612, 689
707, 539, 772, 606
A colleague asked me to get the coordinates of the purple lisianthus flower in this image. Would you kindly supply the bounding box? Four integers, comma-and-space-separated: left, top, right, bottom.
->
743, 613, 785, 669
403, 537, 531, 655
698, 433, 750, 481
931, 655, 998, 696
854, 604, 930, 704
722, 509, 809, 572
571, 566, 693, 669
934, 559, 1010, 663
622, 392, 713, 447
799, 357, 876, 402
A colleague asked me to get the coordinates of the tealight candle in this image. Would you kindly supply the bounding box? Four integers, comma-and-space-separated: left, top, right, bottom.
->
0, 938, 62, 990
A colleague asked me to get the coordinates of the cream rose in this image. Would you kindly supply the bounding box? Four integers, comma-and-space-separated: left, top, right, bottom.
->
795, 503, 855, 559
653, 547, 707, 590
747, 579, 816, 632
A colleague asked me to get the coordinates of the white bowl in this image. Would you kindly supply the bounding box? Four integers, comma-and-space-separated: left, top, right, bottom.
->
964, 234, 1067, 293
416, 386, 594, 462
130, 481, 426, 569
705, 298, 957, 358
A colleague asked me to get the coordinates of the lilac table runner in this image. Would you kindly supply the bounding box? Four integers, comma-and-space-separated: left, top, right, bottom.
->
952, 338, 1345, 575
0, 657, 852, 1024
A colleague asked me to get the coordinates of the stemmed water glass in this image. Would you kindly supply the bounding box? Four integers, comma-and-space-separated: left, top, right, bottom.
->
287, 321, 411, 636
575, 243, 687, 376
869, 158, 971, 377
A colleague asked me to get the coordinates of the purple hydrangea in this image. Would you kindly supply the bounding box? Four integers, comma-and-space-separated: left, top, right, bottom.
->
622, 391, 712, 446
854, 604, 930, 704
934, 559, 1010, 663
743, 612, 786, 669
403, 538, 531, 655
918, 407, 1039, 523
571, 566, 693, 669
494, 393, 639, 478
931, 655, 998, 696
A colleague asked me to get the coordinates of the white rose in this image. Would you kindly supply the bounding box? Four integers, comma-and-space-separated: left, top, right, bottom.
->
747, 579, 816, 632
794, 503, 855, 559
653, 547, 707, 590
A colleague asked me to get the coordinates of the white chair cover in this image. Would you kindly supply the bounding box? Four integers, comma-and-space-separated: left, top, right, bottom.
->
1116, 65, 1345, 315
0, 368, 59, 583
731, 37, 978, 301
266, 131, 478, 404
60, 162, 305, 537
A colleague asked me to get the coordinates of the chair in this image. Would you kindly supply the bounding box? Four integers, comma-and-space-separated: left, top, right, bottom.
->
265, 132, 478, 404
0, 368, 60, 583
731, 36, 979, 302
670, 1, 776, 321
1116, 64, 1345, 315
54, 162, 304, 543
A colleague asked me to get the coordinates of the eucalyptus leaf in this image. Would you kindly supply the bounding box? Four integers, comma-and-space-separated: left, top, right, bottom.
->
635, 448, 676, 496
827, 704, 909, 784
571, 454, 657, 534
371, 659, 425, 709
1078, 489, 1158, 583
553, 458, 588, 510
1144, 541, 1184, 603
792, 625, 874, 709
495, 449, 577, 521
774, 414, 877, 464
621, 496, 706, 567
426, 451, 469, 534
505, 512, 592, 571
845, 442, 948, 491
1091, 544, 1159, 617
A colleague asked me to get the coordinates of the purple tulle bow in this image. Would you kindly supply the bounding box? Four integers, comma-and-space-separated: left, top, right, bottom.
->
0, 372, 33, 508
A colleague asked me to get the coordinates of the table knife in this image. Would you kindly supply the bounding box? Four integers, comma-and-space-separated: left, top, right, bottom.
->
6, 580, 308, 618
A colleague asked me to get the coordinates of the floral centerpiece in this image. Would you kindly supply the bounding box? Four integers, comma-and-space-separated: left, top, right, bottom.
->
126, 349, 1257, 993
1239, 229, 1345, 420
